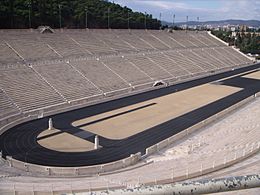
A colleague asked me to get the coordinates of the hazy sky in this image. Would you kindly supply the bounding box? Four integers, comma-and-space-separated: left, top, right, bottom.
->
112, 0, 260, 22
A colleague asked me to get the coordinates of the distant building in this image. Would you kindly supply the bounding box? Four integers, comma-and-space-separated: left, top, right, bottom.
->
206, 25, 213, 29
230, 26, 238, 32
239, 25, 248, 32
231, 32, 237, 37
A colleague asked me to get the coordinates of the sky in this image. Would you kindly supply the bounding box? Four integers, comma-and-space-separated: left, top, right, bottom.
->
111, 0, 260, 23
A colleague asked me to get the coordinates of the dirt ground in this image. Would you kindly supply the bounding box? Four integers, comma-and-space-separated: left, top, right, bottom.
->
37, 129, 94, 152
242, 70, 260, 79
72, 84, 241, 139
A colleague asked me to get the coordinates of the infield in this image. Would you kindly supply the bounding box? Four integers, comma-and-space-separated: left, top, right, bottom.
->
72, 83, 241, 140
0, 65, 259, 166
37, 128, 95, 152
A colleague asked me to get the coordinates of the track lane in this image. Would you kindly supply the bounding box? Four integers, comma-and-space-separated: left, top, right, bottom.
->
0, 64, 259, 166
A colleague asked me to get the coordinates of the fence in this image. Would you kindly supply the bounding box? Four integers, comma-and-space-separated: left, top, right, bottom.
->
6, 152, 141, 177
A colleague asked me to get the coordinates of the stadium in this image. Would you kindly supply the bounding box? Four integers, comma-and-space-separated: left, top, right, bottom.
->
0, 1, 260, 195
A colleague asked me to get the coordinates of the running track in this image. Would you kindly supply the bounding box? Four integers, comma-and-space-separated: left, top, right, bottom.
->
0, 64, 259, 167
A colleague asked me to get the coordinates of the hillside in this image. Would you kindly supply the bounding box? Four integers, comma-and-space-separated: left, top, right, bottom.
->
0, 0, 161, 29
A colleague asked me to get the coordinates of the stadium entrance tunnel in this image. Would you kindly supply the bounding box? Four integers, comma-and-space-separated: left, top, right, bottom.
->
153, 80, 168, 87
0, 65, 259, 167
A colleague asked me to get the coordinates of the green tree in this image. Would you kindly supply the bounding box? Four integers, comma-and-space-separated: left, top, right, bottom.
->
212, 30, 260, 54
0, 0, 161, 29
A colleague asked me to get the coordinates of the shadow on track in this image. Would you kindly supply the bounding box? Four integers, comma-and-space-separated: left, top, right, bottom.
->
0, 64, 259, 166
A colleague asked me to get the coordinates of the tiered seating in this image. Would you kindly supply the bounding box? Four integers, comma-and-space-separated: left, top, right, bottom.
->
67, 30, 115, 56
126, 54, 172, 80
4, 34, 57, 62
178, 50, 216, 71
115, 30, 152, 51
187, 33, 209, 47
168, 31, 199, 48
193, 48, 225, 69
145, 53, 190, 77
72, 59, 130, 92
0, 66, 65, 112
0, 29, 254, 116
180, 32, 206, 47
93, 30, 133, 53
209, 48, 237, 66
164, 51, 204, 74
0, 30, 251, 65
101, 56, 152, 86
131, 30, 169, 50
33, 63, 101, 101
149, 31, 185, 49
40, 33, 86, 57
222, 47, 251, 65
0, 89, 19, 118
215, 47, 242, 65
194, 33, 216, 47
202, 48, 230, 68
0, 43, 21, 65
200, 32, 225, 46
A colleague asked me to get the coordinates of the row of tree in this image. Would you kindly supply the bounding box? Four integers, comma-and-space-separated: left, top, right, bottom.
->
211, 30, 260, 54
235, 32, 260, 54
0, 0, 161, 29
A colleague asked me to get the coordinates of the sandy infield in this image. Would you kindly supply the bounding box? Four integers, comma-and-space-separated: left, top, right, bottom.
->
72, 83, 241, 139
242, 70, 260, 79
37, 129, 95, 152
38, 70, 259, 151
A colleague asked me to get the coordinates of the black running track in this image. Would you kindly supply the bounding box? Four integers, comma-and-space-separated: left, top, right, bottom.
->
0, 64, 260, 167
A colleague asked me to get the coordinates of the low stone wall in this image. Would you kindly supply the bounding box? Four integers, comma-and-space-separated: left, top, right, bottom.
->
6, 152, 141, 177
132, 82, 154, 91
231, 46, 255, 61
0, 115, 35, 136
0, 113, 24, 129
207, 31, 229, 46
67, 94, 104, 106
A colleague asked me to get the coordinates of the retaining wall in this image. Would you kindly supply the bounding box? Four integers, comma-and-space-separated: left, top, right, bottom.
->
6, 152, 141, 177
207, 31, 229, 46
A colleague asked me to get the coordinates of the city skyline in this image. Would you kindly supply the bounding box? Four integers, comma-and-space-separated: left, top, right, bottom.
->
112, 0, 260, 23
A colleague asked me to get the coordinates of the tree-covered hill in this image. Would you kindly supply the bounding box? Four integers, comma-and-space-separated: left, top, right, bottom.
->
0, 0, 161, 29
